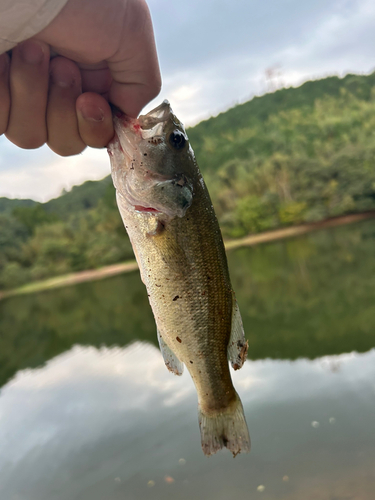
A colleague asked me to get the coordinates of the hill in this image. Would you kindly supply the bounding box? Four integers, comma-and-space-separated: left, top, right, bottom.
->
0, 197, 37, 214
189, 72, 375, 172
190, 72, 375, 236
1, 71, 375, 290
44, 176, 113, 218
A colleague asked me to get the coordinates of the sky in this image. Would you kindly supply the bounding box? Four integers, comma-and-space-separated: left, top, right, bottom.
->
1, 0, 375, 201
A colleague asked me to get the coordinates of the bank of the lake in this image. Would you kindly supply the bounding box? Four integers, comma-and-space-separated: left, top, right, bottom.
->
1, 211, 374, 301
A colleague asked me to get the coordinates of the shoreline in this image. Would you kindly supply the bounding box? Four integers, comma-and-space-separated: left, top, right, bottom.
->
1, 211, 374, 300
224, 211, 375, 249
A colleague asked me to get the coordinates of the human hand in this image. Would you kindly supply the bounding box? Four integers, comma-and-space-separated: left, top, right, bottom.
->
0, 0, 161, 156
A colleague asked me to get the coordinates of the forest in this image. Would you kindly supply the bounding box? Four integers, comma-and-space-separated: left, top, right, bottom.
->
1, 71, 375, 290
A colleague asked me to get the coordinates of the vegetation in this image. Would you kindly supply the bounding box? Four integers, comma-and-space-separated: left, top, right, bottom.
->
2, 72, 375, 289
1, 220, 375, 387
197, 74, 375, 237
0, 180, 133, 290
0, 197, 36, 214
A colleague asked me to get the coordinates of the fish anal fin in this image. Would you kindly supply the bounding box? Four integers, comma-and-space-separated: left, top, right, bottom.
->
157, 329, 184, 376
228, 293, 248, 370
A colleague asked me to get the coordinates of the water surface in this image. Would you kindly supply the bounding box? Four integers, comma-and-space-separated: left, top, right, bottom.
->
1, 220, 375, 499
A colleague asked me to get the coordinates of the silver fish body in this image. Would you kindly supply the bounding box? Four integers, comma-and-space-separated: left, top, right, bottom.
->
108, 101, 250, 456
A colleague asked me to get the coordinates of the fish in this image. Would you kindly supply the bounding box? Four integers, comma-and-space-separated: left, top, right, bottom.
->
107, 100, 250, 456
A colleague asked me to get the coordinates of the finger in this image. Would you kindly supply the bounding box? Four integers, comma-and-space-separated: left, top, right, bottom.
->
47, 57, 86, 156
79, 65, 112, 94
0, 53, 10, 135
107, 0, 161, 117
6, 39, 50, 149
76, 92, 114, 148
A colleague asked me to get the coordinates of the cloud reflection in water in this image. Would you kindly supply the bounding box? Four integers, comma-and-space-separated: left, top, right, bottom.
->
1, 343, 375, 500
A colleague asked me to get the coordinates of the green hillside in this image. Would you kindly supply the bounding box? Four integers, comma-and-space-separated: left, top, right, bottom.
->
193, 72, 375, 236
0, 177, 112, 217
44, 176, 113, 217
189, 72, 375, 172
0, 197, 37, 214
1, 72, 375, 290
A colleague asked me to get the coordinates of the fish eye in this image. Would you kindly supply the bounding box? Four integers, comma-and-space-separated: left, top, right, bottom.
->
169, 130, 186, 150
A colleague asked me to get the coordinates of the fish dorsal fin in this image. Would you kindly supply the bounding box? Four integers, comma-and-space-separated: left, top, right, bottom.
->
157, 329, 184, 376
227, 293, 248, 370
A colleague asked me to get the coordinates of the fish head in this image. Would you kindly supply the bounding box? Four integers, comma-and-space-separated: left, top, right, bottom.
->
108, 100, 195, 219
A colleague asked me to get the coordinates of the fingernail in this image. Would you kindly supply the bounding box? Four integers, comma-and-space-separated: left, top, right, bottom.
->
20, 40, 45, 65
80, 105, 104, 122
51, 64, 77, 88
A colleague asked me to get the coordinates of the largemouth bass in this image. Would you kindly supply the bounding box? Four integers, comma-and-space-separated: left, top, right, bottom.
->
108, 101, 250, 456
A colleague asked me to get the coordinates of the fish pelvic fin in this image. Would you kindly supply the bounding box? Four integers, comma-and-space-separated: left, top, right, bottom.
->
198, 393, 250, 457
227, 292, 248, 370
157, 329, 184, 376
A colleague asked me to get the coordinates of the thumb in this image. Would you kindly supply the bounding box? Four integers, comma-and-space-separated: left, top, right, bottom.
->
107, 0, 161, 117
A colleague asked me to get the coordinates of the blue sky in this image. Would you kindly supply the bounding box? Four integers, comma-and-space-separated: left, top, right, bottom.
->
1, 0, 375, 201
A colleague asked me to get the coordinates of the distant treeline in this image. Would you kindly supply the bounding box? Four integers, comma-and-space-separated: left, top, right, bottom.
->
2, 219, 375, 387
0, 178, 133, 290
1, 72, 375, 290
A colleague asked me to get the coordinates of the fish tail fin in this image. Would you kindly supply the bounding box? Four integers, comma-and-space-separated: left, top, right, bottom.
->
198, 393, 250, 457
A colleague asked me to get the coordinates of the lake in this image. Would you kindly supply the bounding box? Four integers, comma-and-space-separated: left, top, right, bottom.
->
1, 219, 375, 500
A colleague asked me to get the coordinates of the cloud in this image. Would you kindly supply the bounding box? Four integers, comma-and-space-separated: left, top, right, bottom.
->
0, 138, 110, 202
2, 0, 375, 200
142, 0, 375, 129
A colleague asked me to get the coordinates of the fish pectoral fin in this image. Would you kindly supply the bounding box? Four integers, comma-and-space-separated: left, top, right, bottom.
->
227, 293, 248, 370
157, 329, 184, 376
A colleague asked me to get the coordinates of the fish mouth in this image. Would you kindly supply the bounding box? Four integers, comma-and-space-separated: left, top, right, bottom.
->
111, 100, 172, 143
138, 100, 171, 141
139, 100, 171, 131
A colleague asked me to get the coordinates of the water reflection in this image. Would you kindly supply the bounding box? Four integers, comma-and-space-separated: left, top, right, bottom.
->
2, 220, 375, 389
1, 220, 375, 498
1, 344, 375, 499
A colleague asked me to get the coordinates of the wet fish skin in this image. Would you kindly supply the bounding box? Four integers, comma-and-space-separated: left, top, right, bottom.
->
108, 101, 250, 456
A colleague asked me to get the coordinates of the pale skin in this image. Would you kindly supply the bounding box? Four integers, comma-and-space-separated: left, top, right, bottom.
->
0, 0, 161, 156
